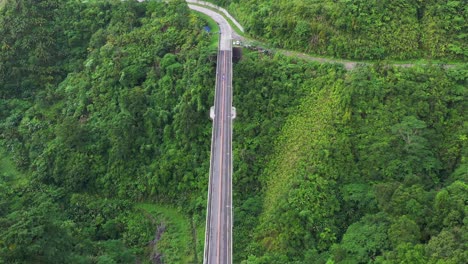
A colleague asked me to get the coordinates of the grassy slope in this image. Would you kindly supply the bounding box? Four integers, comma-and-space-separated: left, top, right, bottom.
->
136, 203, 204, 263
258, 82, 346, 253
191, 10, 220, 50
0, 145, 25, 186
262, 89, 341, 215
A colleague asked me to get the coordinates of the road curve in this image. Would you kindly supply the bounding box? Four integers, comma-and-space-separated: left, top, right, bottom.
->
187, 0, 244, 33
188, 4, 233, 51
188, 4, 234, 264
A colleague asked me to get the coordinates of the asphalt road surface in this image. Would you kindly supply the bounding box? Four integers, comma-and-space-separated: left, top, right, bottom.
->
188, 4, 234, 264
205, 49, 233, 264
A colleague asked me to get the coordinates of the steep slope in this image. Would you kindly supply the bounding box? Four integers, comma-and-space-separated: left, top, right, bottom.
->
235, 62, 467, 263
1, 0, 215, 262
210, 0, 467, 60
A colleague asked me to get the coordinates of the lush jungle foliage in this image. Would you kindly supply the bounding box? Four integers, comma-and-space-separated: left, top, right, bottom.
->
230, 54, 467, 263
210, 0, 467, 60
1, 0, 214, 262
1, 0, 466, 263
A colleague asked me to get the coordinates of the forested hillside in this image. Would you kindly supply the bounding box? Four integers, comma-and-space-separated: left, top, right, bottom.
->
210, 0, 467, 60
230, 54, 467, 263
1, 0, 467, 263
1, 0, 214, 262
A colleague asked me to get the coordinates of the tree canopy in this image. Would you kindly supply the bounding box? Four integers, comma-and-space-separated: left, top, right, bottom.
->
210, 0, 467, 60
1, 0, 466, 263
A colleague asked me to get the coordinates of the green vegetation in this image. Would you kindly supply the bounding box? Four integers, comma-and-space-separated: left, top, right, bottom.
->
1, 0, 466, 263
231, 54, 467, 263
136, 203, 202, 263
190, 2, 246, 37
1, 0, 213, 262
210, 0, 467, 61
0, 145, 25, 186
193, 11, 221, 49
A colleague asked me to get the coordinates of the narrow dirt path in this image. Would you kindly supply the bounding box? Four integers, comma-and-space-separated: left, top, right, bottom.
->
278, 50, 358, 70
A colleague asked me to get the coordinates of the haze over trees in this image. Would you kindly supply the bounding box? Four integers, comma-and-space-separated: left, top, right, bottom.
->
1, 0, 467, 263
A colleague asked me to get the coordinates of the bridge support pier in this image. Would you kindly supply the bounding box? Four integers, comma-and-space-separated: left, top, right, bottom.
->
210, 106, 215, 120
231, 107, 236, 119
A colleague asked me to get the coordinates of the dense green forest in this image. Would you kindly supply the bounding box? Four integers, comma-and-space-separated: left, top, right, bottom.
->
1, 0, 467, 263
232, 55, 467, 263
209, 0, 467, 61
1, 0, 213, 262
